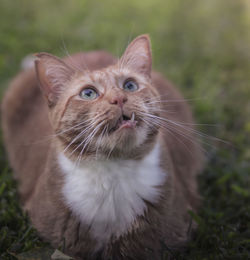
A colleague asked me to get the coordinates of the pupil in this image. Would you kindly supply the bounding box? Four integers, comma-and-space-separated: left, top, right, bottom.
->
127, 82, 133, 89
85, 89, 92, 96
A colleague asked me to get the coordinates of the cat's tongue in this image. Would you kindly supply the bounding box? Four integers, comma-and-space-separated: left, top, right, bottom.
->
117, 112, 137, 130
118, 119, 137, 129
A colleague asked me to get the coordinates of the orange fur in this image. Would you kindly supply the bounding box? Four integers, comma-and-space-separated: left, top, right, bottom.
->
1, 35, 204, 259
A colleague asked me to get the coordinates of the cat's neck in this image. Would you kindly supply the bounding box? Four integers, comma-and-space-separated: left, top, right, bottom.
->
58, 142, 166, 244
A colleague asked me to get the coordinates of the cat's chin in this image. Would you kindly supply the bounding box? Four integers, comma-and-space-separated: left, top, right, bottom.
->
60, 127, 144, 162
104, 125, 148, 155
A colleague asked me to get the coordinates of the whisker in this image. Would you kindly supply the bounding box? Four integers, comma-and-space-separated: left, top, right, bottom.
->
70, 121, 105, 157
106, 140, 117, 160
61, 38, 87, 72
141, 116, 202, 156
155, 119, 210, 154
141, 94, 200, 104
146, 107, 178, 115
139, 112, 228, 144
55, 115, 99, 136
63, 117, 104, 154
77, 121, 106, 157
22, 114, 100, 146
95, 124, 108, 159
136, 108, 227, 154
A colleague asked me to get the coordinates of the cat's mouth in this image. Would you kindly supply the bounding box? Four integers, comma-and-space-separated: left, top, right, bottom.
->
109, 112, 137, 133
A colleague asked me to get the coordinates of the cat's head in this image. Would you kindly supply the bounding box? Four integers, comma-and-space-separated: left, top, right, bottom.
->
35, 35, 161, 160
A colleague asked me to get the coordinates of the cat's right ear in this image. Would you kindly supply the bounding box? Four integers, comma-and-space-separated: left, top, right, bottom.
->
35, 53, 74, 107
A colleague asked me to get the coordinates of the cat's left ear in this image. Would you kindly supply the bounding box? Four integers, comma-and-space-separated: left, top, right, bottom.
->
35, 53, 75, 107
119, 34, 152, 77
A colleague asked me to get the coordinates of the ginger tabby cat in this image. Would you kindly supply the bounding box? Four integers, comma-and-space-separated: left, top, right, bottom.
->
2, 35, 203, 259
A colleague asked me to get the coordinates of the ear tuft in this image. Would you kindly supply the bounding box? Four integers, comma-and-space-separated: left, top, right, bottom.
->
119, 34, 152, 77
35, 52, 74, 107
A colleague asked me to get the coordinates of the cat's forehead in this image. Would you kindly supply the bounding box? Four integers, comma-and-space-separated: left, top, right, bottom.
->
89, 68, 119, 85
68, 67, 151, 95
77, 67, 147, 85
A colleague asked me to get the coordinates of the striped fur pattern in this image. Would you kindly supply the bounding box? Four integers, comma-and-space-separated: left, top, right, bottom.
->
1, 35, 204, 259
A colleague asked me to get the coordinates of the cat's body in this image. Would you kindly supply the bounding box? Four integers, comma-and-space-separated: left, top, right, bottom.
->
2, 35, 203, 259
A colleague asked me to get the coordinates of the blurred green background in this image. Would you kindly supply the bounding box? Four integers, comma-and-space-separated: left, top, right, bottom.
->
0, 0, 250, 259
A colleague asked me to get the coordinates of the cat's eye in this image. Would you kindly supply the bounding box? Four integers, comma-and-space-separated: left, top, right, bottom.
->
123, 80, 138, 92
79, 88, 99, 100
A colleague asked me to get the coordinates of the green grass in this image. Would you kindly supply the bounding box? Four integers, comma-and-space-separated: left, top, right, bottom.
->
0, 0, 250, 259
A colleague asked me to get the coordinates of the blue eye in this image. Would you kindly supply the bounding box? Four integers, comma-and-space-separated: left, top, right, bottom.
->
80, 88, 98, 100
123, 80, 138, 92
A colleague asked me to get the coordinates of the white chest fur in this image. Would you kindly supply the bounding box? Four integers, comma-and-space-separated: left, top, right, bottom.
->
58, 144, 166, 244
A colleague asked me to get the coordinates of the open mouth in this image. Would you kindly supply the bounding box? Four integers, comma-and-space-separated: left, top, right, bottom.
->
110, 112, 137, 133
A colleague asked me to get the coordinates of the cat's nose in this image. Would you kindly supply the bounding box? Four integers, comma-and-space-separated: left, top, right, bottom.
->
109, 95, 128, 108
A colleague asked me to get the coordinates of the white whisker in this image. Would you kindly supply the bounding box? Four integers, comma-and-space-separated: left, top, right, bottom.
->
65, 123, 97, 155
61, 38, 87, 72
77, 121, 106, 157
139, 112, 227, 144
95, 124, 108, 159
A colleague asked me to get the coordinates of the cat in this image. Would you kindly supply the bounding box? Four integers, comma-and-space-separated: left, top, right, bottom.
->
1, 35, 204, 260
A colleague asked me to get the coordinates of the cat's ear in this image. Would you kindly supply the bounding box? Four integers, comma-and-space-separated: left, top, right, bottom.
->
119, 34, 152, 77
35, 53, 74, 107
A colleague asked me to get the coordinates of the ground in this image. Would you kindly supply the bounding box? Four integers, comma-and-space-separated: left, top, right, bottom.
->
0, 0, 250, 259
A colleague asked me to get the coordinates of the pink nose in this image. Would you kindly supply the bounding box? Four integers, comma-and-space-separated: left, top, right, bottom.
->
109, 96, 127, 107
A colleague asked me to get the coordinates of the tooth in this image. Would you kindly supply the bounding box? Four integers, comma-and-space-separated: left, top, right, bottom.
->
131, 112, 135, 122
